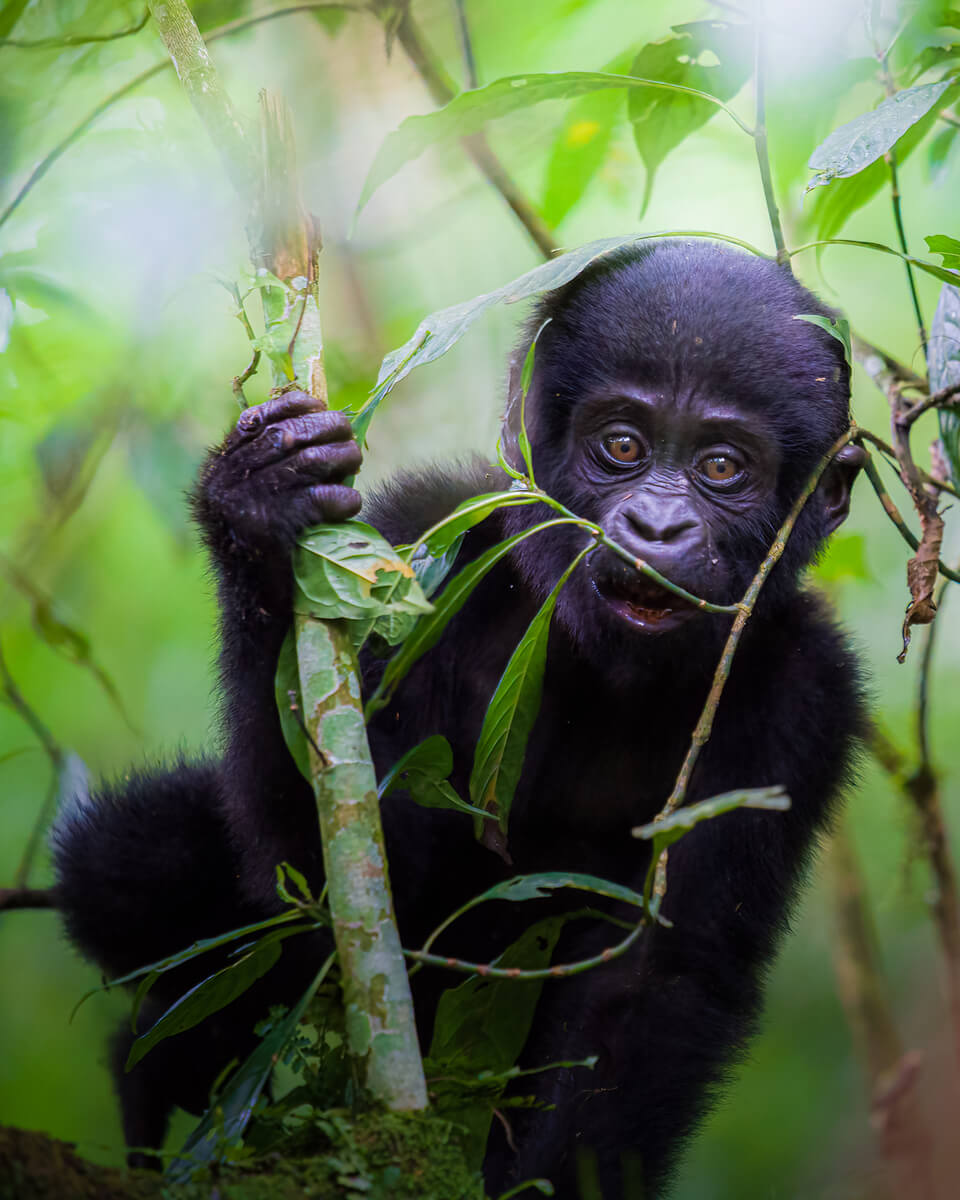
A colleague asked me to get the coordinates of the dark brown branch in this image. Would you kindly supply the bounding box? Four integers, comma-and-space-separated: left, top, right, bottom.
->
0, 887, 58, 912
898, 381, 960, 428
387, 4, 559, 259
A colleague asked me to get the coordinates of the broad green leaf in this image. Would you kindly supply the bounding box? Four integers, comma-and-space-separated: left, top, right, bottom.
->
373, 232, 767, 398
275, 627, 311, 784
378, 734, 491, 819
906, 43, 960, 84
167, 956, 334, 1184
367, 518, 585, 715
541, 52, 634, 225
807, 79, 954, 188
469, 549, 587, 836
794, 313, 852, 368
0, 0, 29, 38
805, 98, 950, 242
425, 915, 566, 1164
127, 931, 300, 1068
930, 282, 960, 484
628, 20, 752, 213
926, 233, 960, 269
294, 520, 432, 621
358, 72, 743, 216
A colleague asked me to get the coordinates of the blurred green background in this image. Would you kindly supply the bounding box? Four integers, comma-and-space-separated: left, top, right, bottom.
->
1, 0, 959, 1195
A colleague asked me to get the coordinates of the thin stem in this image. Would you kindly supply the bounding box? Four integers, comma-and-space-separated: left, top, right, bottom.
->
856, 427, 960, 501
388, 4, 558, 257
0, 887, 58, 911
752, 13, 788, 267
451, 0, 478, 89
660, 430, 855, 818
898, 381, 960, 427
788, 238, 956, 290
887, 155, 928, 354
0, 4, 364, 231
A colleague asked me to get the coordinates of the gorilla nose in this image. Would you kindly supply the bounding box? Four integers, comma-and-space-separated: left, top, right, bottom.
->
622, 499, 698, 548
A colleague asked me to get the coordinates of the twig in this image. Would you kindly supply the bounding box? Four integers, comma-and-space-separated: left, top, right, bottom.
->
827, 826, 934, 1195
0, 887, 58, 911
856, 427, 960, 502
752, 14, 788, 268
898, 381, 960, 428
387, 4, 559, 258
0, 9, 149, 47
0, 3, 365, 231
853, 333, 928, 393
876, 54, 928, 355
857, 448, 960, 583
451, 0, 478, 89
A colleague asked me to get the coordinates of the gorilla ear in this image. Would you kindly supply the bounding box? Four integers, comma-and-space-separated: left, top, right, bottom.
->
817, 443, 865, 535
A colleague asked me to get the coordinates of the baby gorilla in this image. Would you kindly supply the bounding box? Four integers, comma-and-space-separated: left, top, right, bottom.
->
54, 241, 866, 1198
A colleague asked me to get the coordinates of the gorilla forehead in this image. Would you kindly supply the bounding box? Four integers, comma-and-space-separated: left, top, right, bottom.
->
529, 240, 850, 457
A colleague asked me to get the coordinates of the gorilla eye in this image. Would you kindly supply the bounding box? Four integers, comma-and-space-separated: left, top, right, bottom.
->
602, 434, 643, 465
699, 455, 741, 484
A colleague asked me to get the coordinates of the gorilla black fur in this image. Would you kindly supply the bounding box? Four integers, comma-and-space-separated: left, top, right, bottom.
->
53, 241, 867, 1197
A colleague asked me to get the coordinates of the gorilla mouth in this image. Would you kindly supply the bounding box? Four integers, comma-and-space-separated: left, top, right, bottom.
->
593, 574, 697, 632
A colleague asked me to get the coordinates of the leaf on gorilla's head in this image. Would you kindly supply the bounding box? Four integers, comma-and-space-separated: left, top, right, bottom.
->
628, 20, 752, 214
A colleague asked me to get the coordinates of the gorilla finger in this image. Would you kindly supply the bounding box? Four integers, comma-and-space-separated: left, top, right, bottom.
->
285, 440, 363, 482
233, 391, 322, 442
304, 483, 362, 523
241, 414, 358, 473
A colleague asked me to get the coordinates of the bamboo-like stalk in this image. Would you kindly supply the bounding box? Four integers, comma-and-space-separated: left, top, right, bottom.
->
146, 0, 426, 1111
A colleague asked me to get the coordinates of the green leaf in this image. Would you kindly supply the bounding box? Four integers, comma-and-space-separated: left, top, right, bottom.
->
0, 0, 30, 38
127, 932, 299, 1069
275, 861, 315, 905
275, 627, 312, 785
794, 313, 852, 368
167, 956, 335, 1184
634, 786, 790, 854
807, 79, 954, 189
930, 282, 960, 485
805, 98, 950, 242
628, 20, 752, 213
407, 535, 465, 598
425, 916, 566, 1164
468, 549, 587, 837
358, 72, 743, 216
375, 235, 649, 398
461, 871, 645, 911
368, 518, 584, 715
378, 734, 491, 820
417, 490, 540, 557
926, 233, 960, 269
541, 52, 633, 226
294, 520, 432, 621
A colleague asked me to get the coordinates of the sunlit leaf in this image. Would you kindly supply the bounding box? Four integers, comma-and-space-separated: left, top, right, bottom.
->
794, 313, 852, 368
294, 520, 432, 621
807, 79, 954, 189
930, 282, 960, 485
628, 20, 752, 213
926, 233, 960, 269
469, 549, 587, 839
358, 72, 742, 217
